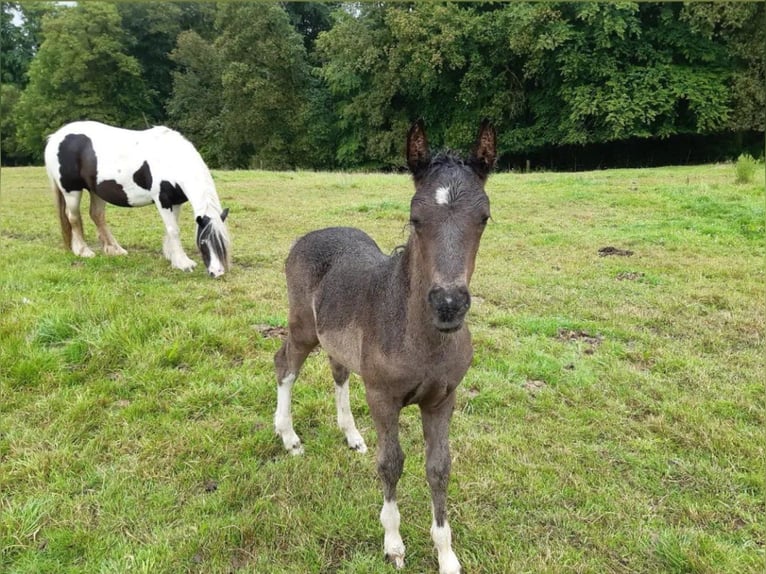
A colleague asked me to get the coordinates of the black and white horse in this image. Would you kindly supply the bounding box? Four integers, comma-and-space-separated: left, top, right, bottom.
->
44, 120, 230, 277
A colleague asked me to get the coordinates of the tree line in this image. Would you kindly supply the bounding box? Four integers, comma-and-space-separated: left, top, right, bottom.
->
2, 1, 764, 171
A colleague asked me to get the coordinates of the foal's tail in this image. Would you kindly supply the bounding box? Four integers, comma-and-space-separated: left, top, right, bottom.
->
52, 180, 72, 250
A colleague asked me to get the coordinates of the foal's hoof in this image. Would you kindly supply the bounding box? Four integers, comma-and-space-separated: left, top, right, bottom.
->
288, 441, 304, 456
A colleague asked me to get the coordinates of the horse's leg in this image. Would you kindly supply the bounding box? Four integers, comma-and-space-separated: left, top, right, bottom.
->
89, 193, 126, 255
328, 357, 367, 453
421, 392, 461, 574
61, 190, 95, 257
154, 202, 196, 271
367, 392, 406, 568
273, 302, 318, 455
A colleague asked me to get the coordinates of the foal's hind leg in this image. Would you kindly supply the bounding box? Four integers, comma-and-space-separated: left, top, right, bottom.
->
328, 357, 367, 453
274, 309, 318, 455
89, 194, 127, 255
61, 190, 95, 257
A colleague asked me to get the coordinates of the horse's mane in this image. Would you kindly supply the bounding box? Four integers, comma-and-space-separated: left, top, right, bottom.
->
152, 127, 224, 220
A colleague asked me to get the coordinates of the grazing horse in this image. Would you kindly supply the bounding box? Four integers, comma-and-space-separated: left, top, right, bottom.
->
274, 119, 496, 573
44, 120, 230, 277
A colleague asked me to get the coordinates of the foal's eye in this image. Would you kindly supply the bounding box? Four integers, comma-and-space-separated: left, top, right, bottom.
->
479, 214, 491, 226
409, 217, 422, 228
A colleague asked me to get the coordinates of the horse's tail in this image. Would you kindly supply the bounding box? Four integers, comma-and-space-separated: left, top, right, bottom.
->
52, 179, 72, 250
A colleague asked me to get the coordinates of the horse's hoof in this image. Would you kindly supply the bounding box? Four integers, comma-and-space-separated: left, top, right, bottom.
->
438, 554, 461, 574
173, 259, 197, 272
385, 552, 405, 570
104, 245, 127, 256
348, 438, 368, 454
75, 247, 96, 257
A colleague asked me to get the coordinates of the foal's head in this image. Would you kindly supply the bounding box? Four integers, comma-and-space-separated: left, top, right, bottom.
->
196, 208, 231, 278
406, 119, 496, 332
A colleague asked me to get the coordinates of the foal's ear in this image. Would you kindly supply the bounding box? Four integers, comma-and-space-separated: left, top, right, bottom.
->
469, 119, 497, 180
406, 119, 431, 178
220, 207, 229, 222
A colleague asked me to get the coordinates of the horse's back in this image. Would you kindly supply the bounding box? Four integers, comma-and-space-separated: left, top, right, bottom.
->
44, 121, 212, 208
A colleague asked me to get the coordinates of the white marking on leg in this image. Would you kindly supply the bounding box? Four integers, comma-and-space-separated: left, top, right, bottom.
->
335, 379, 367, 453
274, 373, 303, 455
430, 519, 461, 574
434, 186, 451, 205
157, 203, 196, 271
63, 192, 95, 257
380, 499, 405, 569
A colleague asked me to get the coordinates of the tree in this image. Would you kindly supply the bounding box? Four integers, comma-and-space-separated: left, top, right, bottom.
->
2, 3, 30, 86
283, 2, 335, 54
1, 83, 25, 164
117, 2, 183, 124
214, 2, 314, 168
316, 3, 522, 168
167, 30, 225, 165
14, 2, 150, 162
681, 2, 765, 133
499, 2, 736, 152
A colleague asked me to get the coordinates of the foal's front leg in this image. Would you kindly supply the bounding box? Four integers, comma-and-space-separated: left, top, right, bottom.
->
154, 202, 196, 271
421, 393, 461, 574
368, 394, 406, 568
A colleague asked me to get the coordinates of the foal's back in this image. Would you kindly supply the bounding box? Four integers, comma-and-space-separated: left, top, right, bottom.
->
285, 226, 398, 375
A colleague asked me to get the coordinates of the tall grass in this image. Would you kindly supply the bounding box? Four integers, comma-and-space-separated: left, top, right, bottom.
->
1, 164, 764, 573
734, 153, 760, 184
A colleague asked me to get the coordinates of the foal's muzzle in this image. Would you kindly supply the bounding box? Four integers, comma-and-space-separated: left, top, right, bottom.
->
428, 285, 471, 332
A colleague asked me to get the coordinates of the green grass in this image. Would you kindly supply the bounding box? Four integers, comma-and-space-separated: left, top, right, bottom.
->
1, 163, 764, 573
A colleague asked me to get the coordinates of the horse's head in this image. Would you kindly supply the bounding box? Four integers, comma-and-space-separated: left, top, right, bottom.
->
406, 119, 496, 333
196, 207, 231, 278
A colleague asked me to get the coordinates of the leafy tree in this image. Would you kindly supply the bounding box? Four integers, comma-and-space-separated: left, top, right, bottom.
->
117, 2, 183, 124
215, 2, 314, 168
1, 83, 25, 164
14, 2, 150, 162
167, 29, 225, 164
2, 3, 30, 85
116, 3, 217, 125
317, 3, 523, 168
681, 1, 765, 132
499, 2, 736, 153
283, 2, 335, 53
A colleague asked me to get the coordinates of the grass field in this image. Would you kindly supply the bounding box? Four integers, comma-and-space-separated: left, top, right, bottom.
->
1, 163, 764, 573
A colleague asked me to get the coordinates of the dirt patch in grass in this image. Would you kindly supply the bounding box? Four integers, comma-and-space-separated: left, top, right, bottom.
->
523, 379, 547, 395
255, 325, 287, 339
599, 246, 634, 257
203, 479, 218, 493
557, 329, 603, 354
616, 271, 645, 281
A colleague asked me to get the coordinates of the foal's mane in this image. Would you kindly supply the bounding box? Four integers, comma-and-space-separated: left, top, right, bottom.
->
422, 150, 469, 175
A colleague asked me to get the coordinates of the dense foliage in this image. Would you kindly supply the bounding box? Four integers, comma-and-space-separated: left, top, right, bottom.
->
1, 1, 763, 169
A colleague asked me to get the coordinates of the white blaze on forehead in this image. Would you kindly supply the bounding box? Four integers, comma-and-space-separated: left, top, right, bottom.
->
434, 186, 451, 205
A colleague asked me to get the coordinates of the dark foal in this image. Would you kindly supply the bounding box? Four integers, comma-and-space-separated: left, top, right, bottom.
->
274, 119, 496, 573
